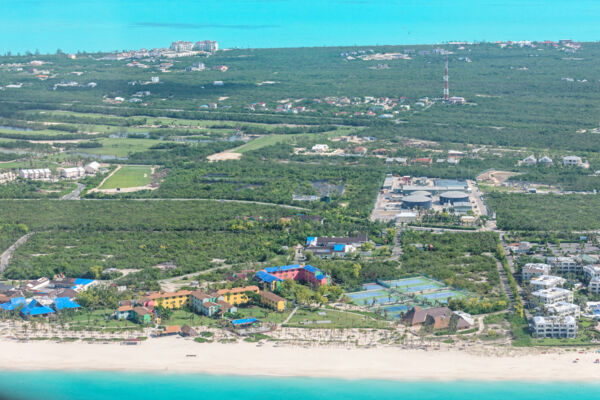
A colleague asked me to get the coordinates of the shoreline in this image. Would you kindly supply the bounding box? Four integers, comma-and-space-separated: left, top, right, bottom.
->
1, 338, 600, 382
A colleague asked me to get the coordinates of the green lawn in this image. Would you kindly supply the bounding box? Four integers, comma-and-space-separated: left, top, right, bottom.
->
285, 308, 389, 329
100, 165, 152, 189
65, 308, 140, 330
234, 305, 289, 324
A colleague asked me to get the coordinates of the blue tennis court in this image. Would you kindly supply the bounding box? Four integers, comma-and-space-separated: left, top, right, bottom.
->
383, 305, 409, 312
346, 291, 385, 300
422, 292, 457, 300
403, 284, 442, 292
384, 278, 425, 287
362, 283, 385, 291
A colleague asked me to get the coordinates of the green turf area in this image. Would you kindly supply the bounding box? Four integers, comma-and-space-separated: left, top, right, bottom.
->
99, 165, 152, 189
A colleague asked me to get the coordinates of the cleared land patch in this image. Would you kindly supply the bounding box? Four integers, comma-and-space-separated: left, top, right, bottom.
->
99, 165, 153, 190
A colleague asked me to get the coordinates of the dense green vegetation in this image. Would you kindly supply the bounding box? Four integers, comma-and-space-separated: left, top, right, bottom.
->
487, 193, 600, 231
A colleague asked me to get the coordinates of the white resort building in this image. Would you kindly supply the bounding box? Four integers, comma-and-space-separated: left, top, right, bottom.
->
529, 275, 565, 290
522, 263, 551, 281
531, 287, 574, 305
544, 301, 581, 318
531, 316, 578, 338
550, 257, 580, 274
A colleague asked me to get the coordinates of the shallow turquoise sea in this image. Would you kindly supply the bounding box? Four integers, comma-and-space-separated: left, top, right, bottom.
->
0, 372, 598, 400
0, 0, 599, 53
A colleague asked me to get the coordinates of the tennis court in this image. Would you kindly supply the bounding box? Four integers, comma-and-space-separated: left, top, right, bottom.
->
420, 291, 464, 302
401, 283, 444, 293
362, 283, 385, 291
346, 291, 385, 300
380, 278, 427, 288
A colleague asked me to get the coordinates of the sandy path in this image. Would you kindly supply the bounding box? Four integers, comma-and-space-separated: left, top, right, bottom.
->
88, 165, 121, 193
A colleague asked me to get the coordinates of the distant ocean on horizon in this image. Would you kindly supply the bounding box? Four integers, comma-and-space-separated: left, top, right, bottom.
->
0, 371, 599, 400
0, 0, 599, 54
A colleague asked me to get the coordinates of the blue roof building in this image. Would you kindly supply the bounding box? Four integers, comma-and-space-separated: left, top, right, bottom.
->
53, 297, 81, 311
21, 299, 55, 317
0, 297, 26, 311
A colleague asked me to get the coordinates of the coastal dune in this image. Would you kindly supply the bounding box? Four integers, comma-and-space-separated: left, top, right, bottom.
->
0, 338, 598, 381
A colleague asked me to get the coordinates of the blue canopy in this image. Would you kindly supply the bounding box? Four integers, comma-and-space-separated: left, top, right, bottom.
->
21, 299, 55, 316
231, 317, 258, 326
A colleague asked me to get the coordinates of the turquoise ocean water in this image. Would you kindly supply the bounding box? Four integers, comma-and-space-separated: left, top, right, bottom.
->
0, 0, 599, 54
0, 372, 598, 400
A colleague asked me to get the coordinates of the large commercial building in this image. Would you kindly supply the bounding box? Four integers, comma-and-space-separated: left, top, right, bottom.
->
401, 194, 432, 209
439, 191, 470, 205
530, 316, 577, 338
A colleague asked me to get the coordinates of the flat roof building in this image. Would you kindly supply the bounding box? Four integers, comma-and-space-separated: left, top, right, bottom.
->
529, 275, 565, 289
522, 263, 551, 281
531, 316, 577, 338
532, 287, 573, 305
544, 301, 581, 318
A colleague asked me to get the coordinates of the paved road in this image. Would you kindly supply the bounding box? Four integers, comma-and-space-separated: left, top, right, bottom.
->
61, 183, 85, 200
0, 233, 33, 272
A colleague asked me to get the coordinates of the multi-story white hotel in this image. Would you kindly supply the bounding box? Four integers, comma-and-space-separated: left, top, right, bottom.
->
531, 287, 574, 305
589, 277, 600, 295
544, 301, 581, 318
531, 316, 578, 338
550, 256, 580, 274
194, 40, 218, 53
522, 263, 551, 281
529, 275, 565, 290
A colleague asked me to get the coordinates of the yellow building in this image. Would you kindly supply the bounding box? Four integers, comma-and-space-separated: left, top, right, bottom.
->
143, 290, 191, 309
217, 286, 259, 306
259, 290, 286, 312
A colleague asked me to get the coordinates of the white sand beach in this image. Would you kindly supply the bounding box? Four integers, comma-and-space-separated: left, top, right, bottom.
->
1, 337, 599, 381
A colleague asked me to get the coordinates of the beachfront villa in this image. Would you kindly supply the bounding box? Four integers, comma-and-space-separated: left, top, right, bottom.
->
259, 290, 286, 312
402, 306, 473, 330
530, 316, 578, 338
255, 264, 330, 291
